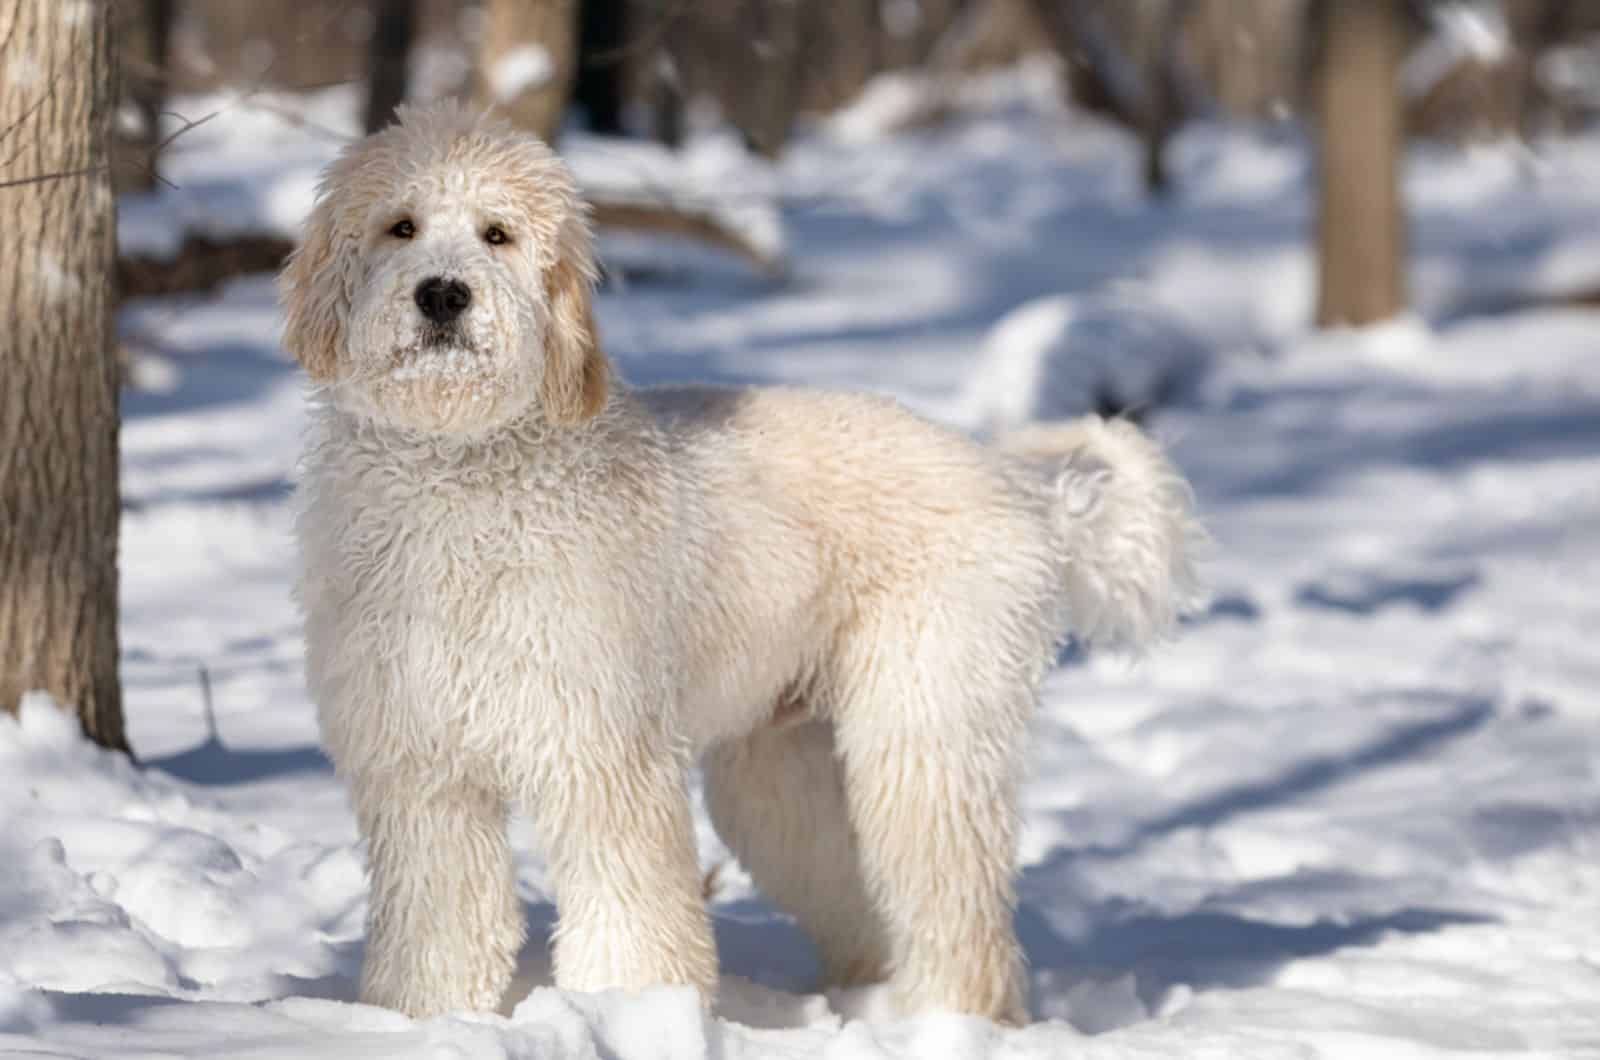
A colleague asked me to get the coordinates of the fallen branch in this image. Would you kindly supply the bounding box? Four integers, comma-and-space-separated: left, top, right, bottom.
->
589, 195, 786, 278
118, 232, 295, 299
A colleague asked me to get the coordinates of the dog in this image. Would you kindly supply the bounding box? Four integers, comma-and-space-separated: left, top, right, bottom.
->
281, 102, 1204, 1024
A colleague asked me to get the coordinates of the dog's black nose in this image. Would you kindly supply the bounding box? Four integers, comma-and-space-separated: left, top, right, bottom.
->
415, 277, 472, 324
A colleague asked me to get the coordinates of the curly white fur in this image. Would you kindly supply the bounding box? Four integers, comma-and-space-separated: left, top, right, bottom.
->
1000, 417, 1210, 649
282, 102, 1206, 1025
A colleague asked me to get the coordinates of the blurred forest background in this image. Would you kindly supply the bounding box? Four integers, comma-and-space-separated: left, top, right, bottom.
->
110, 0, 1600, 315
114, 0, 1600, 154
9, 0, 1600, 745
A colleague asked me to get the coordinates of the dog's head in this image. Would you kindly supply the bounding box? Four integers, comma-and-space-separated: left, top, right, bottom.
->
279, 102, 608, 435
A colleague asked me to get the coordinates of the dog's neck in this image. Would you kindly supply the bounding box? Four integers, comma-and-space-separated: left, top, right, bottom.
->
305, 383, 640, 484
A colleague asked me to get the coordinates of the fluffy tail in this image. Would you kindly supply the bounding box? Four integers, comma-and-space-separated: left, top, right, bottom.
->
1001, 416, 1208, 651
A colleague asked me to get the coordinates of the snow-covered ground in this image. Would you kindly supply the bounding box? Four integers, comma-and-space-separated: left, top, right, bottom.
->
6, 77, 1600, 1057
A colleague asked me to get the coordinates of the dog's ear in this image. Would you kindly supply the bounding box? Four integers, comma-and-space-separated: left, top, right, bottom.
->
279, 195, 359, 384
540, 222, 610, 426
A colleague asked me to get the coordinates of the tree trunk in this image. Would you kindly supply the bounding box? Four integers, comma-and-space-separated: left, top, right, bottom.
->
364, 0, 418, 134
1313, 0, 1407, 327
1024, 0, 1145, 128
806, 0, 882, 113
1139, 1, 1191, 197
0, 0, 127, 751
742, 0, 812, 158
113, 0, 175, 191
649, 56, 684, 147
576, 0, 626, 135
474, 0, 580, 145
884, 0, 962, 69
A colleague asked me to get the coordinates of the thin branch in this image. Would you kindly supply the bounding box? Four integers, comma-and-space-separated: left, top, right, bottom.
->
0, 164, 107, 191
127, 154, 179, 191
155, 107, 221, 152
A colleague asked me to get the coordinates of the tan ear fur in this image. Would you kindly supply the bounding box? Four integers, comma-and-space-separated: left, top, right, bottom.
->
279, 197, 358, 384
541, 252, 610, 426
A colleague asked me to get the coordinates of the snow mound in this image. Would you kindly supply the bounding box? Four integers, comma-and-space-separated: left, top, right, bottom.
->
961, 291, 1209, 433
0, 694, 364, 1006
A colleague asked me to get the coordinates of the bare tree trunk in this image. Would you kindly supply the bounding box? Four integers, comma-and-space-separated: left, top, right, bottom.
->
0, 0, 127, 752
1190, 0, 1308, 119
577, 0, 626, 134
649, 56, 684, 147
1024, 0, 1145, 127
1313, 0, 1407, 327
474, 0, 580, 144
806, 0, 883, 112
113, 0, 175, 191
741, 0, 812, 158
1138, 0, 1191, 197
884, 0, 963, 69
1512, 0, 1576, 138
364, 0, 418, 134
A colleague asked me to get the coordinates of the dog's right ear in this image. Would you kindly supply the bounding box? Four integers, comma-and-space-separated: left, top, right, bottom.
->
279, 195, 359, 384
539, 218, 610, 426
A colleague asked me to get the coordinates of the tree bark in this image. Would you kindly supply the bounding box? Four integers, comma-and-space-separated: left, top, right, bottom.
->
0, 0, 127, 751
1313, 0, 1407, 327
364, 0, 418, 134
474, 0, 580, 145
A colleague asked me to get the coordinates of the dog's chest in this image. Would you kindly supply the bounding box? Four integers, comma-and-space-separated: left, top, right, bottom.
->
311, 459, 676, 689
334, 478, 615, 632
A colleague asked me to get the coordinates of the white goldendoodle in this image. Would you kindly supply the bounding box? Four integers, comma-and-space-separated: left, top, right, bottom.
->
281, 102, 1205, 1024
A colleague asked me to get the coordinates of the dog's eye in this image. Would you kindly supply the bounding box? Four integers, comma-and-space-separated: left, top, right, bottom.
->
389, 219, 415, 239
483, 225, 510, 246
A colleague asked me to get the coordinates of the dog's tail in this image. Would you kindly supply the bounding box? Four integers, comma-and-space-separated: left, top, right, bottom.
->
1000, 416, 1208, 652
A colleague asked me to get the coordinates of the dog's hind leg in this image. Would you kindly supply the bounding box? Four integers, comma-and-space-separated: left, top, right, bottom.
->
704, 719, 890, 988
830, 606, 1036, 1025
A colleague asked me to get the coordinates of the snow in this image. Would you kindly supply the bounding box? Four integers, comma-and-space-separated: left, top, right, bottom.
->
7, 68, 1600, 1057
959, 291, 1208, 431
488, 44, 555, 104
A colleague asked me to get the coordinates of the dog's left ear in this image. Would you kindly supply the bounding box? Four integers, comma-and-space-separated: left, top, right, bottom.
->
540, 222, 609, 426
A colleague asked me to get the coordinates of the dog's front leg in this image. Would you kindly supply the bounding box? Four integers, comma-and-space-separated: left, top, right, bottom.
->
530, 730, 717, 1000
353, 772, 524, 1018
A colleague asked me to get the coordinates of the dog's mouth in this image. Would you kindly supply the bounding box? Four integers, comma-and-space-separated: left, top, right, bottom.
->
420, 321, 469, 350
385, 326, 483, 381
